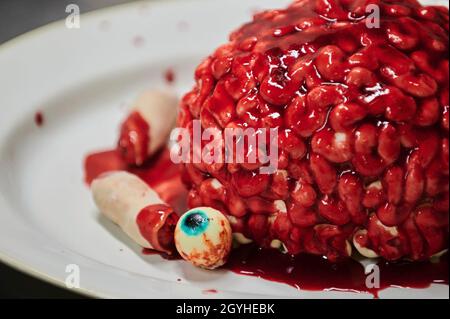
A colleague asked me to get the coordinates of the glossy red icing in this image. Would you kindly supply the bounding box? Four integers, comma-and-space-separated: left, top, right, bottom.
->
178, 0, 450, 262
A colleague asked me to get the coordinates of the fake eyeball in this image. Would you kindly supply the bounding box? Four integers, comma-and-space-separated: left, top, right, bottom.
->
174, 207, 232, 269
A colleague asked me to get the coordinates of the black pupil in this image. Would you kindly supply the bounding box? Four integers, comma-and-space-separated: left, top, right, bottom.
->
185, 213, 204, 229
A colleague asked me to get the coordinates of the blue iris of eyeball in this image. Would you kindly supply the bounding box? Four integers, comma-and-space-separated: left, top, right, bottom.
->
180, 210, 210, 236
175, 207, 232, 269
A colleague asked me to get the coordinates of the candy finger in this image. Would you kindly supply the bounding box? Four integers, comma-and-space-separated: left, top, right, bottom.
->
92, 171, 178, 253
118, 90, 178, 166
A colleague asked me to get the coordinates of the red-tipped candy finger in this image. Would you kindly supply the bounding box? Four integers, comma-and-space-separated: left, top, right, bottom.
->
91, 171, 178, 253
118, 91, 178, 166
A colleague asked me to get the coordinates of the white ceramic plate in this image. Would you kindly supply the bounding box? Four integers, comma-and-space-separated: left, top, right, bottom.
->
0, 0, 448, 299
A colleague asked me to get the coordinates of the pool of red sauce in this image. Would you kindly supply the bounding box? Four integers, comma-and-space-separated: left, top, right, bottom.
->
84, 148, 449, 298
226, 244, 448, 298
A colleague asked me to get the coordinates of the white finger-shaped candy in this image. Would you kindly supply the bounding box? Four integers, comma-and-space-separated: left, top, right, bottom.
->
118, 90, 178, 166
92, 171, 178, 253
175, 207, 232, 269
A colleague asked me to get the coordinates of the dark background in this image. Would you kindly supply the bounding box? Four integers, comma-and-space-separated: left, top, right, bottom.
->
0, 0, 139, 299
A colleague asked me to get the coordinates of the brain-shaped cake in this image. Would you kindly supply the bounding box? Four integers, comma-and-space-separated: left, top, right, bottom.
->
177, 0, 449, 261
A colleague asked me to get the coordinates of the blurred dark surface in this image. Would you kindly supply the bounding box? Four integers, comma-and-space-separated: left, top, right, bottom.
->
0, 0, 137, 43
0, 0, 139, 299
0, 262, 85, 299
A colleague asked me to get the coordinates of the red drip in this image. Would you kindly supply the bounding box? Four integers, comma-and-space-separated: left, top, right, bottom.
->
132, 36, 145, 48
202, 289, 218, 294
34, 112, 44, 127
164, 68, 176, 84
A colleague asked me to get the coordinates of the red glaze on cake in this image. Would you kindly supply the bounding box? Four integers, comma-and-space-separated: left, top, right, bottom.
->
176, 0, 449, 262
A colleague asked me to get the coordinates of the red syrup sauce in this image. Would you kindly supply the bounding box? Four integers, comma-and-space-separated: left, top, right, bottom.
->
164, 68, 176, 84
34, 111, 44, 127
132, 35, 145, 48
84, 148, 448, 297
224, 244, 448, 298
202, 289, 218, 294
